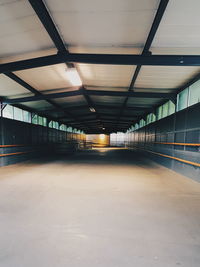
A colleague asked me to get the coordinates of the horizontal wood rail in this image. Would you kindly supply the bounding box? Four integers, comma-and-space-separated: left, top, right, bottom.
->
0, 151, 32, 157
132, 146, 200, 168
148, 150, 200, 168
154, 142, 200, 146
0, 144, 25, 148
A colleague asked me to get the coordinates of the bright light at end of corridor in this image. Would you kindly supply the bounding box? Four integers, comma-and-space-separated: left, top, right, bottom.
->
66, 68, 82, 86
99, 134, 105, 140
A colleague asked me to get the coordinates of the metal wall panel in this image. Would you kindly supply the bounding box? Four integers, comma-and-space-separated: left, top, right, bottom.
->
126, 102, 200, 182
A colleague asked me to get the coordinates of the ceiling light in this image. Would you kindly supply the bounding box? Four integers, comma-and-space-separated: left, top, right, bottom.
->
66, 68, 82, 86
89, 107, 96, 112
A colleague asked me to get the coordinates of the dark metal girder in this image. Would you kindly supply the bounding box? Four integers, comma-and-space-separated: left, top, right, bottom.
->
2, 73, 89, 130
28, 0, 104, 128
28, 0, 66, 52
5, 73, 40, 95
1, 53, 200, 73
38, 104, 152, 113
3, 90, 176, 104
117, 0, 170, 130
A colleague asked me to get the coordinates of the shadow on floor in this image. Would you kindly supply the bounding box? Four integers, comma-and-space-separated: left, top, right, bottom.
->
25, 148, 156, 168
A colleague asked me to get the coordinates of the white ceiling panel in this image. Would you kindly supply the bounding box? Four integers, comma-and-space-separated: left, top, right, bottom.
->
85, 86, 128, 92
135, 66, 200, 89
77, 64, 135, 87
0, 48, 56, 64
15, 64, 75, 91
152, 0, 200, 48
0, 74, 30, 97
46, 0, 159, 47
0, 0, 53, 58
69, 46, 142, 55
151, 47, 200, 55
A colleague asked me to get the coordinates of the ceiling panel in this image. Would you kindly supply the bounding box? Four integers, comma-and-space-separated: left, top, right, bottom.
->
135, 66, 200, 89
98, 108, 118, 115
127, 97, 161, 107
0, 48, 56, 64
90, 95, 125, 105
151, 47, 200, 55
14, 64, 75, 91
152, 0, 200, 48
0, 74, 31, 97
70, 46, 142, 55
22, 100, 53, 110
46, 0, 159, 47
85, 86, 128, 92
0, 0, 53, 58
77, 64, 135, 87
53, 95, 87, 106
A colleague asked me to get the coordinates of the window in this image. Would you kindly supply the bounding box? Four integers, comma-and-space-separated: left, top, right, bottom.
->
43, 117, 47, 126
151, 113, 156, 122
38, 116, 43, 126
189, 80, 200, 106
32, 114, 38, 124
23, 110, 31, 123
60, 124, 66, 131
49, 120, 53, 128
162, 102, 169, 118
147, 113, 156, 124
2, 105, 13, 119
156, 106, 163, 120
53, 121, 59, 129
139, 119, 145, 128
168, 100, 175, 115
13, 107, 23, 121
135, 123, 139, 130
177, 88, 189, 111
146, 114, 151, 125
67, 127, 73, 132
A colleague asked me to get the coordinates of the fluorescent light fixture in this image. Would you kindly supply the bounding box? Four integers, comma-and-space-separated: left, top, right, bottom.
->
89, 107, 96, 112
66, 68, 82, 86
102, 127, 105, 130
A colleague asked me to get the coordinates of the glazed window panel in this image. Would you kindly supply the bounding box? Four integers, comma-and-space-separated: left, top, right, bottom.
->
3, 104, 13, 119
162, 102, 169, 118
13, 107, 23, 121
168, 100, 175, 115
32, 114, 38, 124
189, 80, 200, 106
23, 110, 31, 123
177, 88, 189, 111
156, 106, 163, 120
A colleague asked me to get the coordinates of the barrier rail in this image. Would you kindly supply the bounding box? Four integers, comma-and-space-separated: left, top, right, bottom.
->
154, 142, 200, 146
132, 146, 200, 168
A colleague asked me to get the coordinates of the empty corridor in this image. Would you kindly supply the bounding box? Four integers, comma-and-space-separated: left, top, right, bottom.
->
0, 148, 200, 267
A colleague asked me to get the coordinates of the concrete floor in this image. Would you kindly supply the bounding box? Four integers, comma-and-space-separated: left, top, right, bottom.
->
0, 148, 200, 267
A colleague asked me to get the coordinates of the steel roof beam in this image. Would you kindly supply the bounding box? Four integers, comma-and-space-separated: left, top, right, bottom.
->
2, 73, 89, 130
1, 53, 200, 73
42, 104, 151, 113
28, 0, 102, 127
2, 90, 176, 104
28, 0, 66, 52
117, 0, 169, 130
